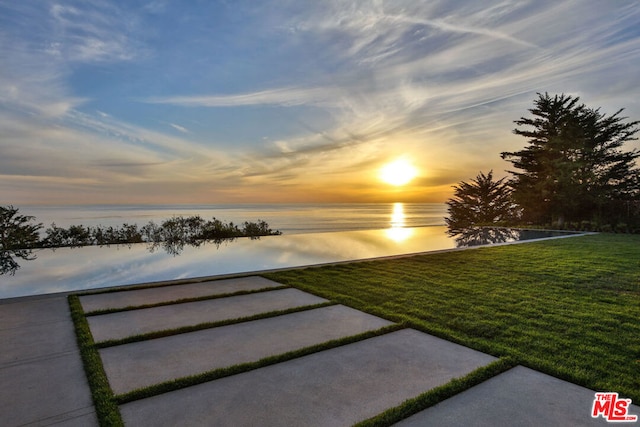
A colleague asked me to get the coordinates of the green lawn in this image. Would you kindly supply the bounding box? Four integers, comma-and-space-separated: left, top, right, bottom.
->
265, 233, 640, 402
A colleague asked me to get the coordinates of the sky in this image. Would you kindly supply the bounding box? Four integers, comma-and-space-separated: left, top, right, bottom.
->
1, 1, 639, 205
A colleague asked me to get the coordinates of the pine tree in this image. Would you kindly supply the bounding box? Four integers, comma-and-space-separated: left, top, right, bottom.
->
445, 170, 518, 234
501, 93, 640, 226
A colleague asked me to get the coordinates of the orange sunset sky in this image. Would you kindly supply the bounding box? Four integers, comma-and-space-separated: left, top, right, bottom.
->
2, 1, 639, 205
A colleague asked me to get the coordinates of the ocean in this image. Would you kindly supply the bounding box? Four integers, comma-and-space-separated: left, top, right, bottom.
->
20, 203, 449, 235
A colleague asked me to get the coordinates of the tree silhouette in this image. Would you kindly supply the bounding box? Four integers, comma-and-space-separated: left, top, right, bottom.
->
502, 92, 640, 226
0, 206, 42, 275
445, 170, 518, 234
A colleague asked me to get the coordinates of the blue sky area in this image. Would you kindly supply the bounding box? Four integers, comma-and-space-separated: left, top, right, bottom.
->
1, 1, 639, 204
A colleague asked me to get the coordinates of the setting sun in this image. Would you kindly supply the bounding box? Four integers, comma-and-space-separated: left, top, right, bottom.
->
380, 159, 418, 186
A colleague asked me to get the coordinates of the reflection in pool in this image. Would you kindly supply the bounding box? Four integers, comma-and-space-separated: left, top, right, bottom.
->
386, 203, 414, 242
446, 226, 578, 247
0, 225, 581, 299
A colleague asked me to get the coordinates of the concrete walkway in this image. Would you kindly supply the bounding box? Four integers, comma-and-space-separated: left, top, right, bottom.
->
0, 295, 98, 426
1, 276, 638, 426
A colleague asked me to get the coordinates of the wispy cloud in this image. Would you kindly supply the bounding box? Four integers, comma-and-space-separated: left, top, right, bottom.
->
1, 0, 639, 204
188, 0, 640, 195
145, 86, 342, 108
0, 1, 147, 120
169, 123, 189, 133
48, 2, 145, 63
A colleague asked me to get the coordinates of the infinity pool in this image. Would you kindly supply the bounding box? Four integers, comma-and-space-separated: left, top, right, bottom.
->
0, 226, 580, 299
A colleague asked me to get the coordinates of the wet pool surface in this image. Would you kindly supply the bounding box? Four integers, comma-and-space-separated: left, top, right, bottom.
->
0, 226, 580, 299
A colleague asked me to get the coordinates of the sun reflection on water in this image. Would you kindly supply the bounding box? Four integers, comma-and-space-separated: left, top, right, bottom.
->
386, 203, 414, 242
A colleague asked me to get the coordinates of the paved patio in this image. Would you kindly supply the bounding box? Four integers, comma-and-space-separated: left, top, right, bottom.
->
1, 276, 637, 426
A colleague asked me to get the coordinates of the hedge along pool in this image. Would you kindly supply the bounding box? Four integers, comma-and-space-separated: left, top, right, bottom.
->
0, 226, 582, 299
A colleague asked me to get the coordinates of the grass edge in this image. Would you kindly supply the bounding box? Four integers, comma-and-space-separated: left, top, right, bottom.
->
68, 295, 123, 427
353, 357, 517, 427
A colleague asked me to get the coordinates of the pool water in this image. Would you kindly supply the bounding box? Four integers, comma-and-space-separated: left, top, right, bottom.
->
0, 226, 580, 299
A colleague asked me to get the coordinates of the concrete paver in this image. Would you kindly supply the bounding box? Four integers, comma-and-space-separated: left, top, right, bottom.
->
88, 287, 328, 342
0, 296, 98, 426
395, 365, 640, 427
80, 276, 282, 312
119, 329, 497, 426
100, 304, 393, 394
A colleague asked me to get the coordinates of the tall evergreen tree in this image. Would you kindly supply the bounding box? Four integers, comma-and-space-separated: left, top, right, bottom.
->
501, 93, 640, 225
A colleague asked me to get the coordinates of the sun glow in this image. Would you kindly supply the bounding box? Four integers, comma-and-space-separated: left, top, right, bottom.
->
380, 159, 418, 186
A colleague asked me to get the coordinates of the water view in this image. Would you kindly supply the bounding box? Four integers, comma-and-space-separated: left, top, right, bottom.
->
1, 203, 578, 299
19, 203, 449, 235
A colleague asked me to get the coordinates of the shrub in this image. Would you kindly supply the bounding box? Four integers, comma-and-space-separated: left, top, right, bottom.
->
615, 223, 628, 233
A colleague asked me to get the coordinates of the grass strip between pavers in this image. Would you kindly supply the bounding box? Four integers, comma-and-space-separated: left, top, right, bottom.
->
68, 295, 124, 427
84, 285, 289, 316
115, 323, 406, 405
353, 358, 517, 427
95, 301, 336, 348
